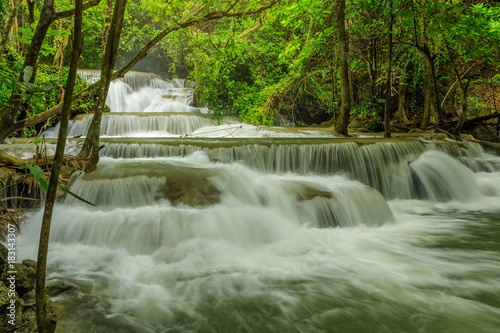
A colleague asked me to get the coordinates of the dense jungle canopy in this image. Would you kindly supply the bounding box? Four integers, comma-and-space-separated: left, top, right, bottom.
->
1, 0, 500, 140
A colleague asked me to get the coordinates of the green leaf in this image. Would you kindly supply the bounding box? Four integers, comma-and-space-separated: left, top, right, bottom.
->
23, 66, 33, 83
23, 162, 45, 182
38, 178, 49, 192
57, 184, 96, 206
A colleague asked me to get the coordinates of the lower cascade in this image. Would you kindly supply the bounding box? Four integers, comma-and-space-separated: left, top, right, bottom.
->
11, 71, 500, 332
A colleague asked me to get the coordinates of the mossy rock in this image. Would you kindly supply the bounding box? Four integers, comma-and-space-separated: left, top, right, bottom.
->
0, 244, 8, 270
159, 178, 221, 207
0, 244, 57, 332
18, 289, 57, 333
469, 125, 500, 143
3, 260, 37, 298
0, 282, 21, 332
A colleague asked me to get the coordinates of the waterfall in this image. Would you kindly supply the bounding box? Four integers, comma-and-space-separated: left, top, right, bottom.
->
68, 114, 214, 137
11, 70, 500, 333
100, 139, 495, 200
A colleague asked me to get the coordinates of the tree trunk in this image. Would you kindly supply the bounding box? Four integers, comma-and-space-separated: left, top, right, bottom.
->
27, 0, 36, 23
35, 0, 83, 331
420, 57, 432, 129
384, 1, 394, 138
336, 0, 350, 136
429, 57, 444, 125
0, 0, 56, 139
369, 37, 377, 107
455, 78, 471, 132
419, 1, 432, 130
396, 77, 410, 124
0, 0, 20, 60
78, 0, 128, 172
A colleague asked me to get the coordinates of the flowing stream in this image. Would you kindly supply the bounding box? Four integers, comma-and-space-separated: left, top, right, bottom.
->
15, 72, 500, 332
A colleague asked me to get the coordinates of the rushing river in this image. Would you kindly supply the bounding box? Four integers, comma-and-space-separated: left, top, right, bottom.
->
15, 72, 500, 332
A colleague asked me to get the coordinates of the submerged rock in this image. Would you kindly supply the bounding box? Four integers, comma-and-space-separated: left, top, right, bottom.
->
158, 178, 221, 207
46, 282, 80, 298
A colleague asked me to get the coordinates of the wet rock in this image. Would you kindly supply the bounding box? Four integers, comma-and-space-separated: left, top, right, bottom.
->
46, 282, 79, 297
159, 178, 221, 207
296, 186, 334, 201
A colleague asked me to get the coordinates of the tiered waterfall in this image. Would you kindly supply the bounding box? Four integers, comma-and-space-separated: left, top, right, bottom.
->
12, 71, 500, 333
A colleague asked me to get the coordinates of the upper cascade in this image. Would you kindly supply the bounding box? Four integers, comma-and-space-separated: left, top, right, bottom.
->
75, 70, 203, 114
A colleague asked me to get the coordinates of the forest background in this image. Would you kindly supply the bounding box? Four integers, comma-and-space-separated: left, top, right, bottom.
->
1, 0, 500, 141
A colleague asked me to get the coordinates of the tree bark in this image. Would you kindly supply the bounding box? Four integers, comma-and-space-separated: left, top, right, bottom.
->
369, 37, 377, 106
336, 0, 350, 136
0, 0, 20, 60
419, 1, 432, 130
396, 76, 411, 124
454, 78, 471, 132
79, 0, 128, 172
384, 1, 394, 138
35, 0, 83, 331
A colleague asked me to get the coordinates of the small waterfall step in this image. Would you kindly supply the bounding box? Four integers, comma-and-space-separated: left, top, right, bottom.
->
27, 136, 487, 202
66, 112, 215, 137
64, 155, 394, 233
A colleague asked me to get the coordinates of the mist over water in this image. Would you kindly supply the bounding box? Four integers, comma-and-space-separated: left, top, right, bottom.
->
16, 72, 500, 332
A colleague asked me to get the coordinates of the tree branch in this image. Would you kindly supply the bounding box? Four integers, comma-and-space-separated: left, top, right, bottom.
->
8, 82, 100, 134
51, 0, 102, 21
115, 0, 279, 77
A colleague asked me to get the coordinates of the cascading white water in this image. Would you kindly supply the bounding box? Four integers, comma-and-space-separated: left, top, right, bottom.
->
68, 114, 214, 137
14, 71, 500, 332
99, 139, 491, 200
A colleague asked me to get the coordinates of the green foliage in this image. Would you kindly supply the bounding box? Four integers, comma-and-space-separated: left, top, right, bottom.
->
81, 3, 107, 69
0, 49, 23, 105
188, 0, 337, 125
0, 48, 91, 138
3, 0, 500, 132
351, 102, 381, 131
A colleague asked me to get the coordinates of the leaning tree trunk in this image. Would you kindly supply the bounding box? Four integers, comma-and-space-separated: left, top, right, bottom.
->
35, 0, 83, 331
78, 0, 128, 172
336, 0, 351, 136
